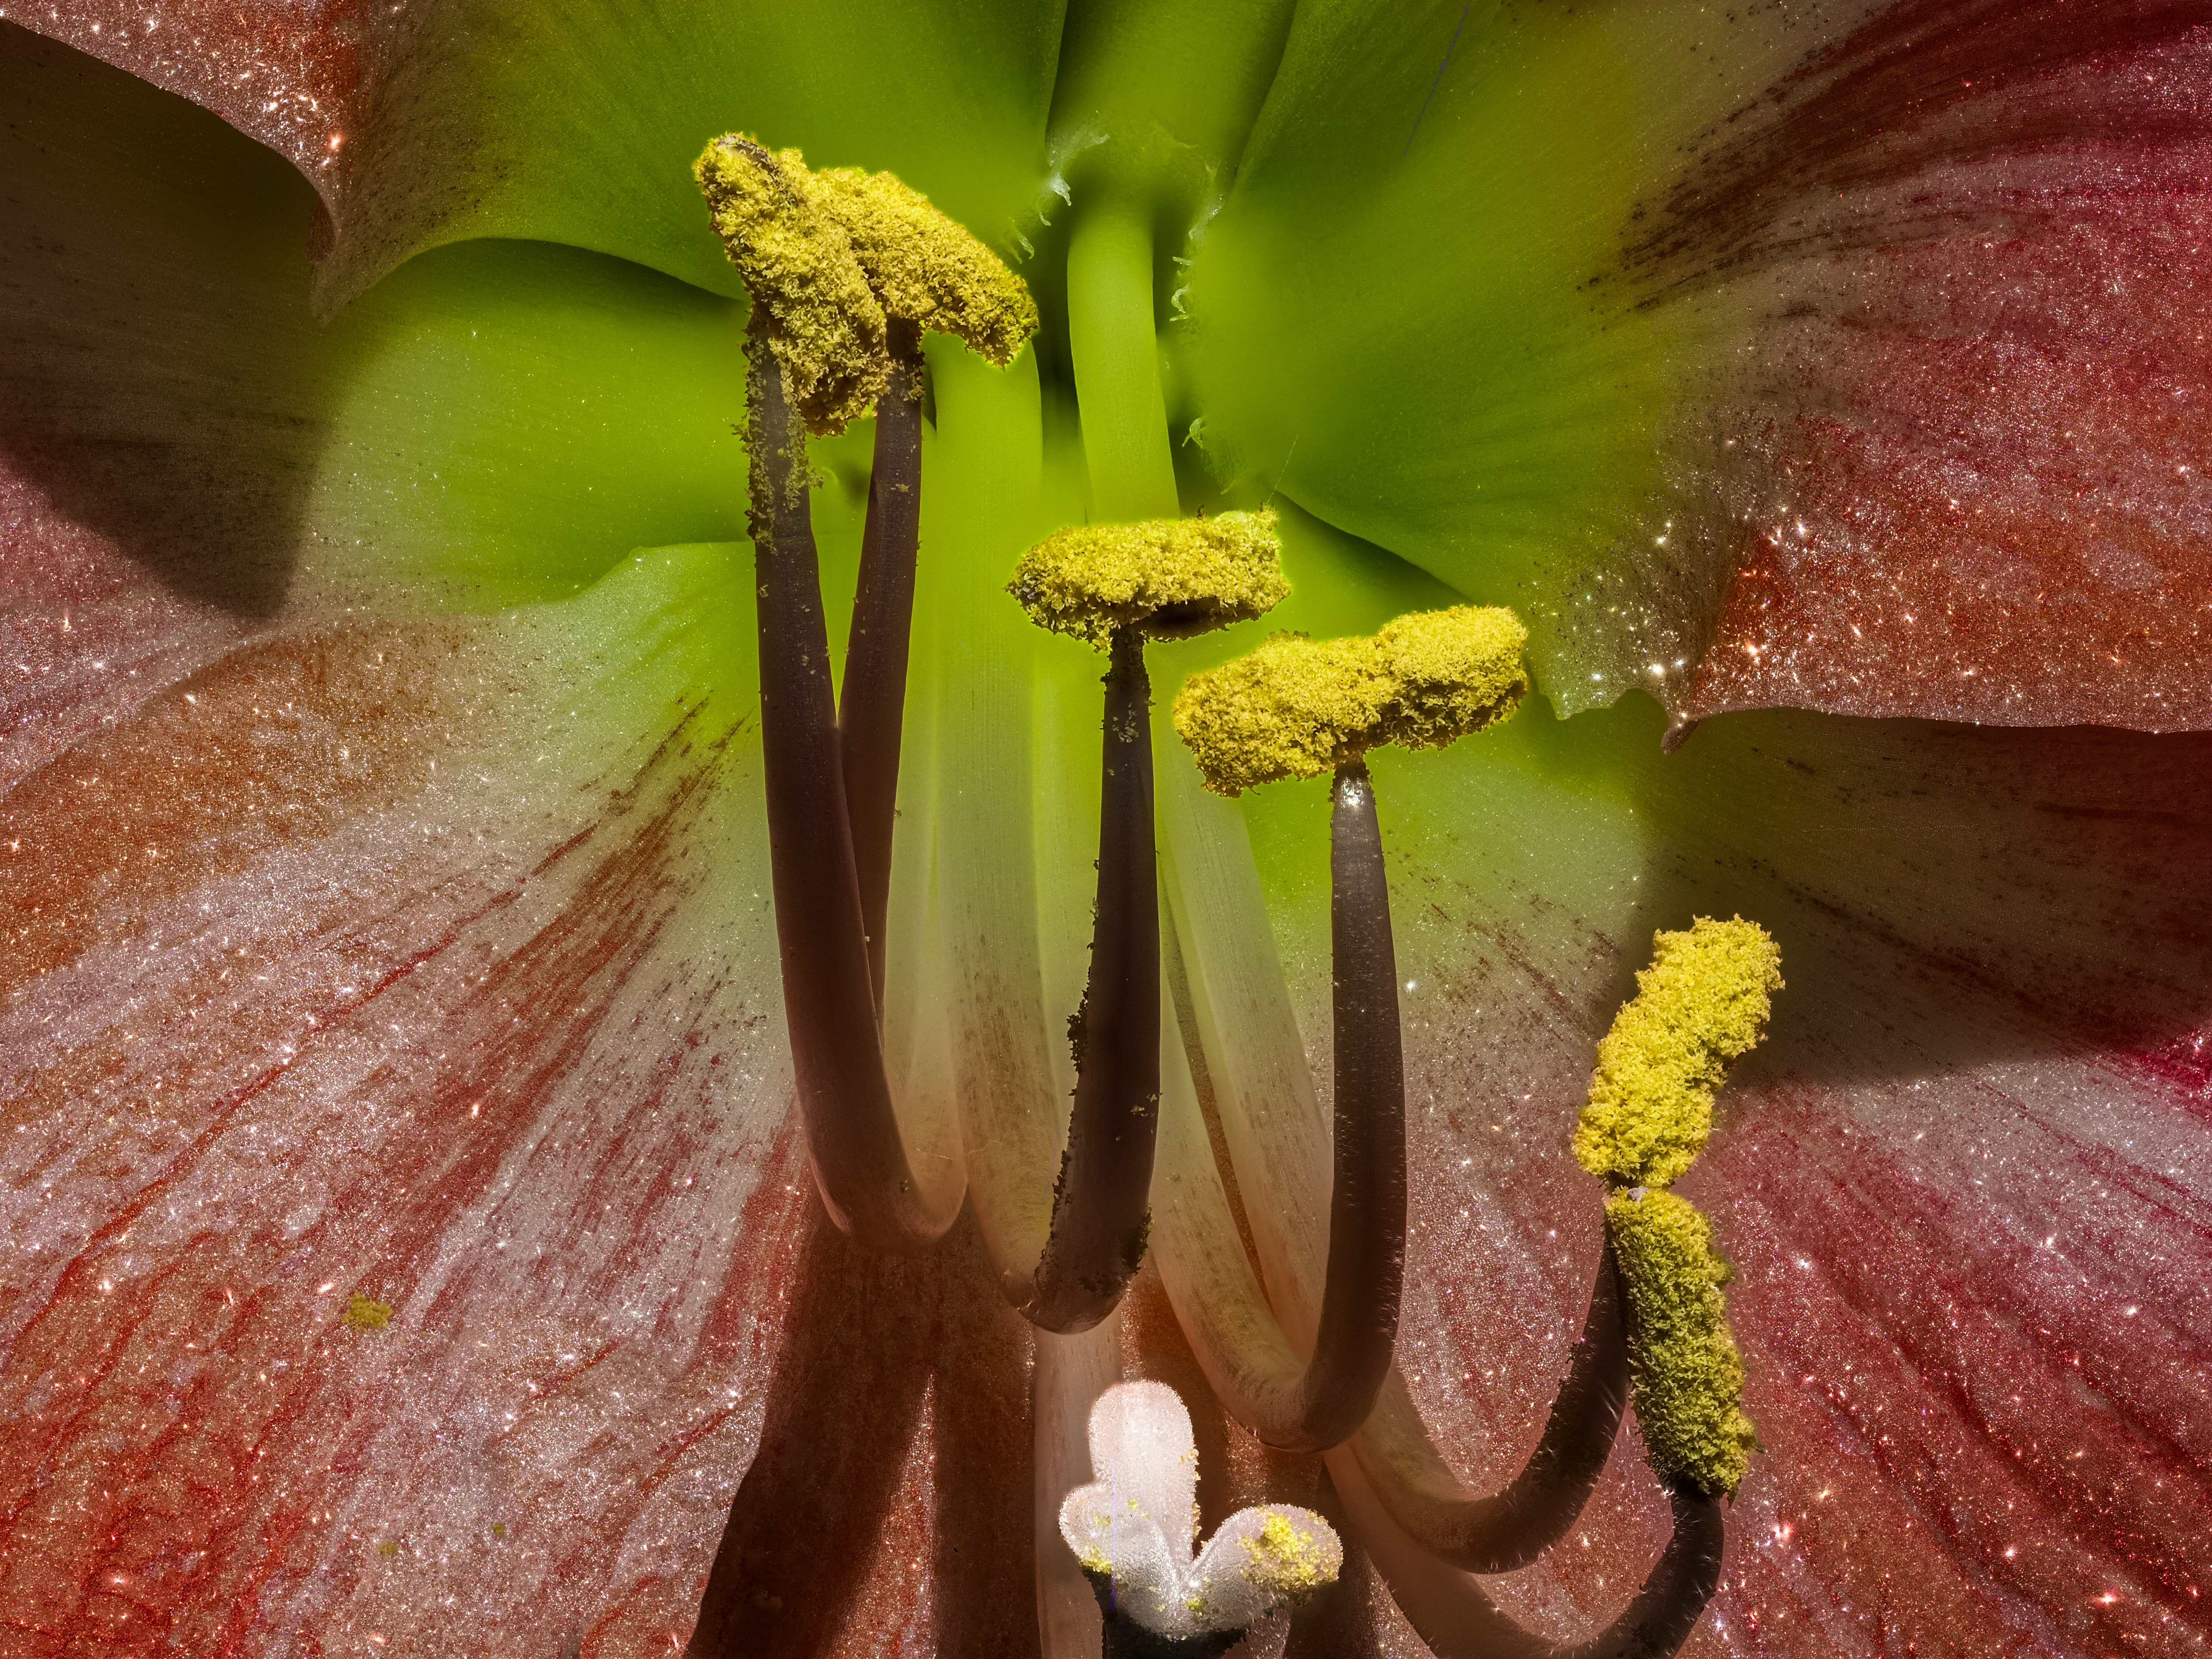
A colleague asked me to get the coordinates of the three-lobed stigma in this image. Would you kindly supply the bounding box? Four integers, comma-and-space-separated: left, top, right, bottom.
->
1008, 508, 1288, 649
1573, 917, 1784, 1190
1173, 605, 1528, 795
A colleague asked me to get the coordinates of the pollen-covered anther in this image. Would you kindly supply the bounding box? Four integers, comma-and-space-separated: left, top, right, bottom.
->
1009, 509, 1287, 649
1572, 916, 1783, 1190
693, 134, 887, 432
1605, 1189, 1757, 1497
1173, 605, 1528, 796
812, 167, 1038, 366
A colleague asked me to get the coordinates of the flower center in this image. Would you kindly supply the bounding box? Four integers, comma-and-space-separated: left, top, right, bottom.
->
693, 139, 1780, 1659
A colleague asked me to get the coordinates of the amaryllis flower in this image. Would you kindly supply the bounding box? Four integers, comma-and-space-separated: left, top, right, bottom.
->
4, 2, 2210, 1655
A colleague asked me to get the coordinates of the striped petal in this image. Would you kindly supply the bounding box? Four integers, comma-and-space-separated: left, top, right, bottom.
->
1207, 688, 2212, 1653
1183, 0, 2212, 728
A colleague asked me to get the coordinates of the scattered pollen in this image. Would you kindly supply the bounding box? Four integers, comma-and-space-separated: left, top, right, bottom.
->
1240, 1510, 1335, 1594
1173, 606, 1527, 795
1009, 510, 1287, 649
341, 1292, 393, 1333
1573, 917, 1782, 1189
1606, 1189, 1757, 1497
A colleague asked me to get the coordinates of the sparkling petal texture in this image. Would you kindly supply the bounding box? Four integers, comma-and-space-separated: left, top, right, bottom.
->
1654, 0, 2212, 728
0, 549, 805, 1653
5, 1, 2212, 1655
1185, 0, 2212, 727
1221, 692, 2212, 1655
2, 0, 363, 201
0, 30, 800, 1651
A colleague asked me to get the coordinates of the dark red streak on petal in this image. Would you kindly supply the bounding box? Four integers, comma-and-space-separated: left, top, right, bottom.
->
1636, 1, 2212, 729
0, 632, 794, 1652
1, 622, 464, 999
1704, 1094, 2211, 1651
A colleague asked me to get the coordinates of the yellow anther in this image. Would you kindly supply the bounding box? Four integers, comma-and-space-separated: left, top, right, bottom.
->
812, 168, 1038, 366
1605, 1190, 1757, 1497
1172, 606, 1527, 795
694, 135, 888, 433
1009, 510, 1287, 649
1573, 917, 1783, 1190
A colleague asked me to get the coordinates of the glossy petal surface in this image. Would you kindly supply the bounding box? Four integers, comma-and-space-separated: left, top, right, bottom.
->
1185, 0, 2212, 727
28, 0, 1062, 311
1212, 680, 2212, 1655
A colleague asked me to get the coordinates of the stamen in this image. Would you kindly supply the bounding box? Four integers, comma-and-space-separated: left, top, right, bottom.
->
1026, 626, 1162, 1332
1257, 755, 1409, 1452
1353, 927, 1776, 1566
701, 141, 1039, 1233
1571, 1488, 1727, 1659
1008, 510, 1288, 649
836, 191, 1034, 1002
733, 304, 958, 1250
1605, 1189, 1757, 1498
694, 135, 887, 432
1159, 611, 1526, 1452
1173, 606, 1528, 796
811, 167, 1039, 364
1015, 516, 1287, 1330
1572, 916, 1783, 1190
838, 320, 926, 1006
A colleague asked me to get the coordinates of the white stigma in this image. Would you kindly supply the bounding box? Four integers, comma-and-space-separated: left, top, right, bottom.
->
1058, 1380, 1343, 1641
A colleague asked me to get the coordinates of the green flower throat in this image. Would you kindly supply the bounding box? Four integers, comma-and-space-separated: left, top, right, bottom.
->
690, 134, 1781, 1659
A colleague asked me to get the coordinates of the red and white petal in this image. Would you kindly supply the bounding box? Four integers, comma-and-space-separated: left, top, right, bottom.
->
1196, 702, 2212, 1655
0, 549, 810, 1655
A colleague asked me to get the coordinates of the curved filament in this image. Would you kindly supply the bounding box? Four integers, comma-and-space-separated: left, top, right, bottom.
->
755, 326, 1169, 1327
1149, 760, 1714, 1648
1329, 1448, 1725, 1659
1349, 1246, 1628, 1572
747, 317, 962, 1248
1147, 763, 1404, 1450
840, 319, 926, 1007
1260, 760, 1408, 1448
